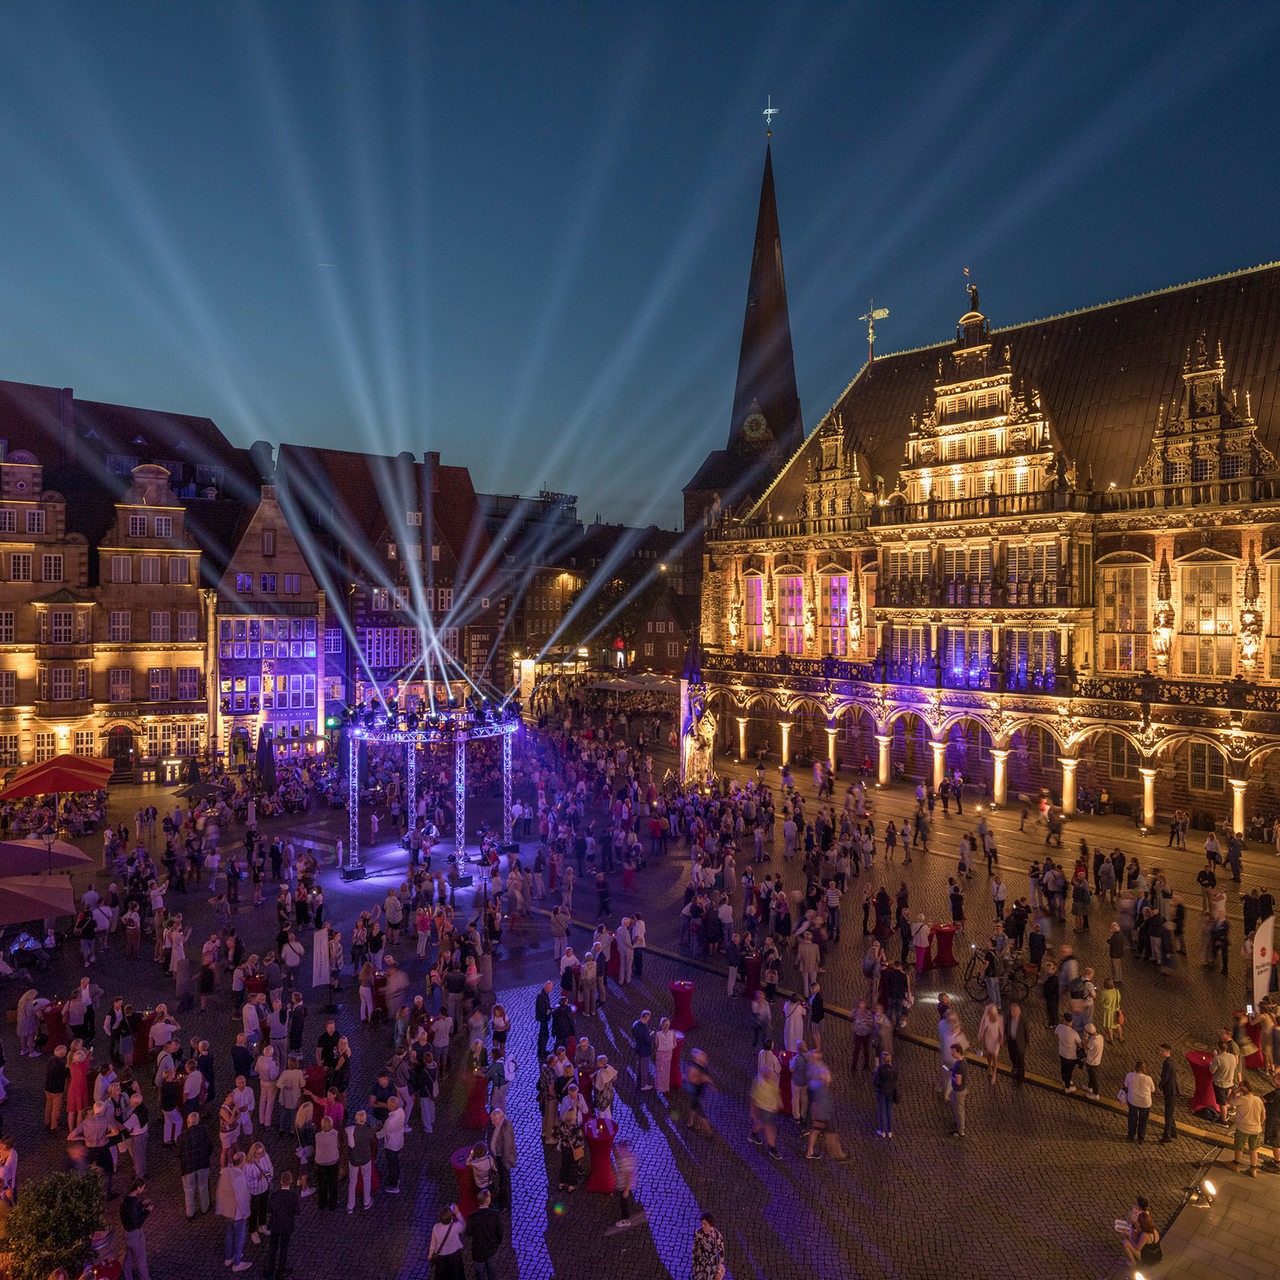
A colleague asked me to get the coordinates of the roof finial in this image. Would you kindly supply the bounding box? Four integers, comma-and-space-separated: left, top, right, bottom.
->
859, 298, 889, 364
763, 95, 779, 137
964, 266, 979, 314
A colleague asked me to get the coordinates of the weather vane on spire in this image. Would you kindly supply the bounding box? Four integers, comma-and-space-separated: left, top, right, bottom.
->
859, 299, 890, 364
763, 95, 779, 136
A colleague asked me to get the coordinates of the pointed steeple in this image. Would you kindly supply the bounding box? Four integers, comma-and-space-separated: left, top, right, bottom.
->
727, 144, 804, 459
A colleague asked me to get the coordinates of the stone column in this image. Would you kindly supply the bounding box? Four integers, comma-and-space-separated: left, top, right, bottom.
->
1059, 756, 1079, 816
825, 722, 838, 772
1139, 765, 1157, 830
876, 732, 892, 786
1230, 777, 1248, 837
990, 747, 1009, 807
779, 721, 792, 767
736, 716, 748, 762
931, 739, 947, 790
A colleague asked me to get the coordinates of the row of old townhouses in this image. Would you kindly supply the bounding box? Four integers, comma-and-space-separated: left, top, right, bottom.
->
0, 382, 505, 777
687, 144, 1280, 835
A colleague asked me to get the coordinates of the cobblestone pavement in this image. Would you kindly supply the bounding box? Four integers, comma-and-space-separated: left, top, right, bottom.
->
0, 760, 1270, 1280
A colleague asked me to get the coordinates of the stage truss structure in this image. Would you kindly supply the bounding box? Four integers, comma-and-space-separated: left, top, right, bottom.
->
343, 709, 518, 879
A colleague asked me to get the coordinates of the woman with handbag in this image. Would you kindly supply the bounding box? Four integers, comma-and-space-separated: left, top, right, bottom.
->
427, 1203, 465, 1278
555, 1081, 589, 1192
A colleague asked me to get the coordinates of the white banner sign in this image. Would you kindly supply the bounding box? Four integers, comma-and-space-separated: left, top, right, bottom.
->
1253, 914, 1274, 1009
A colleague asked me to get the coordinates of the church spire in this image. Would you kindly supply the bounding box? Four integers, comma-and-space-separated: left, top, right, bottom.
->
726, 142, 804, 459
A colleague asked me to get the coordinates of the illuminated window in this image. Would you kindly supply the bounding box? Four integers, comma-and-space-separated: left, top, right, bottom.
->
1006, 542, 1059, 605
1189, 743, 1225, 793
819, 575, 849, 655
1099, 564, 1150, 672
109, 668, 132, 702
177, 668, 199, 700
744, 576, 764, 652
777, 574, 804, 654
0, 734, 18, 765
74, 730, 95, 756
325, 628, 343, 653
34, 732, 56, 762
261, 573, 277, 594
149, 668, 171, 701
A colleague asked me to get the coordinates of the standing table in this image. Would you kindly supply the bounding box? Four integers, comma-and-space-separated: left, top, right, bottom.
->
131, 1009, 157, 1067
42, 1001, 67, 1052
450, 1144, 481, 1219
743, 953, 763, 999
583, 1117, 617, 1193
462, 1070, 491, 1129
670, 980, 696, 1032
932, 925, 959, 969
777, 1049, 795, 1116
1185, 1050, 1219, 1116
1239, 1012, 1267, 1069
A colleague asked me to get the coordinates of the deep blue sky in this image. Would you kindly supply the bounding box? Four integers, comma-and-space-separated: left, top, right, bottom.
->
1, 2, 1278, 527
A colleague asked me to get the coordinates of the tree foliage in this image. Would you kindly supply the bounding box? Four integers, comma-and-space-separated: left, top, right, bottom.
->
4, 1171, 104, 1280
566, 565, 663, 653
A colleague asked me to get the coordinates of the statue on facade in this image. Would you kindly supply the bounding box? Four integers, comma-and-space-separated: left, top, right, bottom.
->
804, 602, 817, 647
728, 600, 742, 648
1241, 544, 1263, 671
1152, 551, 1175, 671
763, 601, 775, 645
846, 601, 862, 650
680, 687, 717, 787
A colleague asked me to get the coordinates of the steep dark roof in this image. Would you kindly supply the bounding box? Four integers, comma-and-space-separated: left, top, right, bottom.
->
686, 144, 803, 511
760, 260, 1280, 517
726, 144, 804, 458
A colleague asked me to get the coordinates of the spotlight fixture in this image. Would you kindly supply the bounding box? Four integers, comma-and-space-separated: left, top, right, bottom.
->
1189, 1178, 1216, 1206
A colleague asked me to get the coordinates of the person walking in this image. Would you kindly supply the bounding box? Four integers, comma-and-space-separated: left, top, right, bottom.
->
1055, 1016, 1082, 1093
977, 1004, 1003, 1083
263, 1170, 300, 1279
119, 1177, 152, 1280
1081, 1023, 1104, 1099
1230, 1078, 1267, 1176
949, 1051, 968, 1137
692, 1212, 726, 1280
1004, 1003, 1028, 1085
345, 1110, 376, 1212
464, 1188, 504, 1280
748, 1040, 783, 1161
215, 1150, 253, 1272
1158, 1043, 1180, 1142
1122, 1059, 1156, 1144
873, 1051, 898, 1138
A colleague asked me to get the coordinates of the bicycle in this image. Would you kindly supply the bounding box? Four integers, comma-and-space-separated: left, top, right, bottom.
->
963, 944, 1029, 1004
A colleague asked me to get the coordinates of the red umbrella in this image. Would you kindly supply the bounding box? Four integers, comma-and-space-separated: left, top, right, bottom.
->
0, 755, 113, 800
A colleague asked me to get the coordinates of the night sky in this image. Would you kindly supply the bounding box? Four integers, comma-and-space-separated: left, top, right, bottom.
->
0, 2, 1277, 527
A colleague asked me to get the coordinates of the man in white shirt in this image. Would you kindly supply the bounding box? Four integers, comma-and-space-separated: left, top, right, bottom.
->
379, 1097, 406, 1193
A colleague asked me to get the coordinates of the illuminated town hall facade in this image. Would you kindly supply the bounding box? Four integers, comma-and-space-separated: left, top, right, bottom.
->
694, 232, 1280, 831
